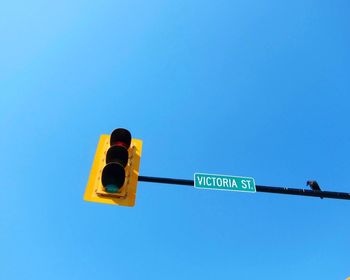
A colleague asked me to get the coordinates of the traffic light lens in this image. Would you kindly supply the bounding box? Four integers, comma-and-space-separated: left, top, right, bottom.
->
106, 146, 128, 167
101, 163, 125, 192
110, 128, 131, 149
105, 184, 120, 193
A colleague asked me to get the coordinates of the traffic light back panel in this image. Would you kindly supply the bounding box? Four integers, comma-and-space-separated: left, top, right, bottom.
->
84, 134, 143, 207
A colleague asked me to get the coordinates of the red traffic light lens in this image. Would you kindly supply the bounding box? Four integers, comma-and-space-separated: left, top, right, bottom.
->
110, 128, 131, 149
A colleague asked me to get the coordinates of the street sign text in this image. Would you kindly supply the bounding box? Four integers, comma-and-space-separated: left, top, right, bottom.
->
194, 173, 256, 193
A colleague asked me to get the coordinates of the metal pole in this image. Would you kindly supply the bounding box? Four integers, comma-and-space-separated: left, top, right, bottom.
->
138, 175, 350, 201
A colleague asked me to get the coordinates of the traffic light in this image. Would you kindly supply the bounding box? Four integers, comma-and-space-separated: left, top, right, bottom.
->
84, 128, 143, 207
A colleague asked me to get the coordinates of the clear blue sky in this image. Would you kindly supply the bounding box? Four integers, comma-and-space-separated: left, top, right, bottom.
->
1, 0, 349, 279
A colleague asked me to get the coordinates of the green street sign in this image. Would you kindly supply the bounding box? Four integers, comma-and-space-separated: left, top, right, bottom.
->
194, 173, 256, 193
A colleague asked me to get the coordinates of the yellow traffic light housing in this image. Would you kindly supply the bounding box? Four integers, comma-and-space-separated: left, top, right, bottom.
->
84, 129, 143, 207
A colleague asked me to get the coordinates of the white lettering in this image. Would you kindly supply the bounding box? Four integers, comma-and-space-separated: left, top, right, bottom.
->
198, 176, 204, 186
231, 179, 238, 188
246, 180, 252, 189
206, 177, 212, 186
217, 178, 223, 187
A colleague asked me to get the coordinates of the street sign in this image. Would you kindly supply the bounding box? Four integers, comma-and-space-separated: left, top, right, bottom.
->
194, 173, 256, 193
